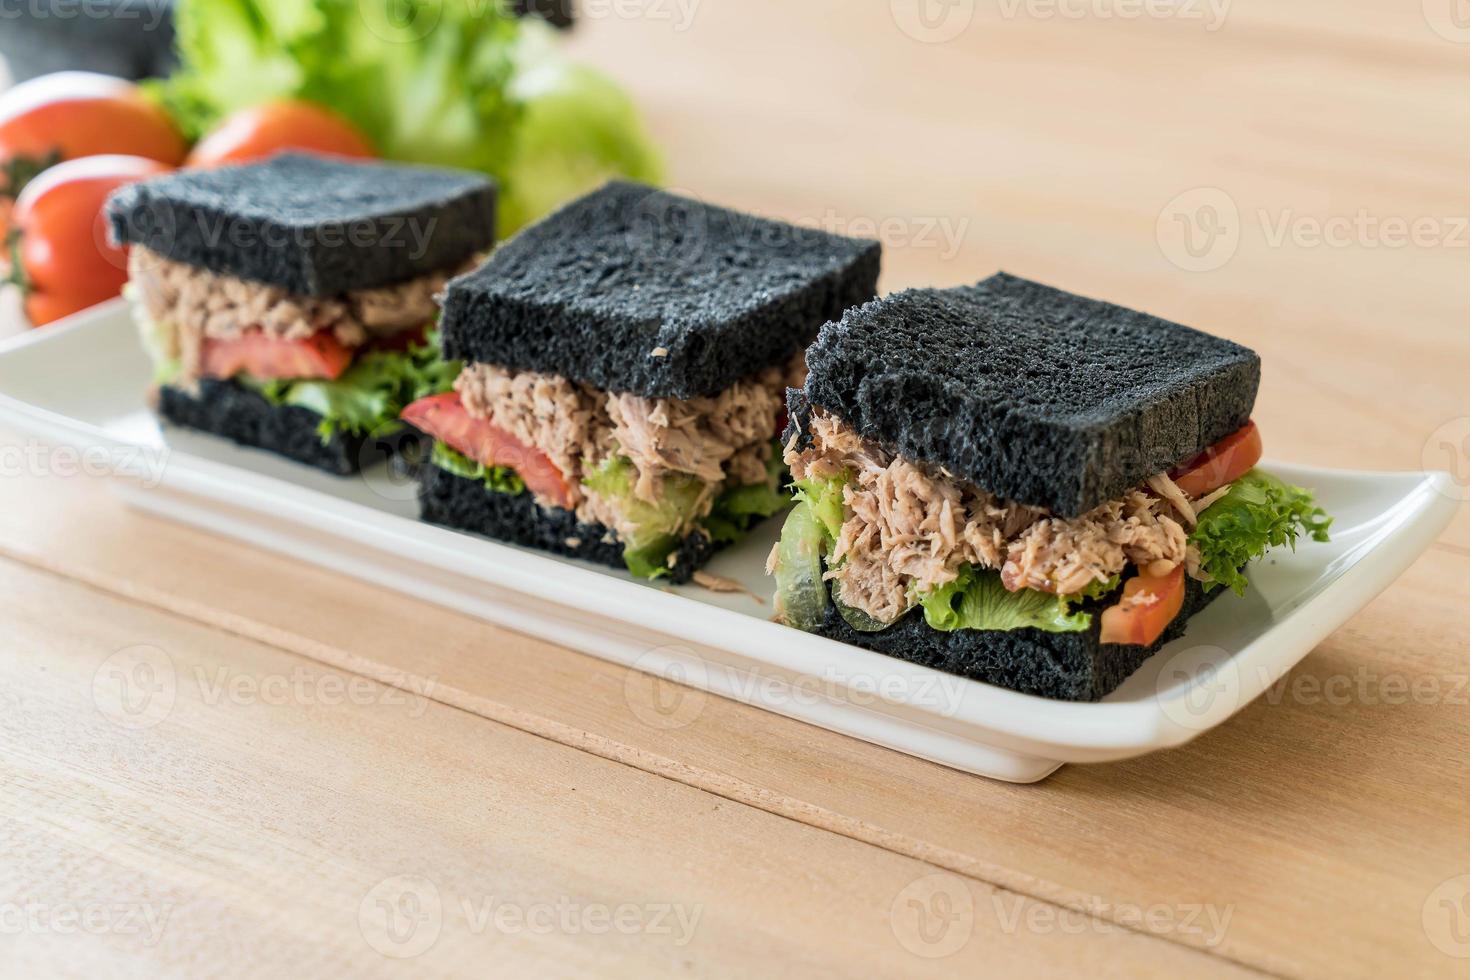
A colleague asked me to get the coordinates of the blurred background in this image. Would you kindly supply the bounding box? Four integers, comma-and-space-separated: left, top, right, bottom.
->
2, 0, 1467, 480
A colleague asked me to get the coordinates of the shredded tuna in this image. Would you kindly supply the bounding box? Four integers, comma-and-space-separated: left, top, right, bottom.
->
129, 246, 465, 379
454, 355, 801, 539
1195, 483, 1234, 512
692, 570, 760, 601
1147, 472, 1196, 526
1001, 492, 1188, 595
786, 412, 1205, 623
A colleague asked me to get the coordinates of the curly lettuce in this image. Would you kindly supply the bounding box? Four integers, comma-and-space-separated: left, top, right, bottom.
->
247, 330, 459, 444
1190, 469, 1332, 595
500, 20, 664, 232
702, 443, 790, 545
431, 441, 524, 496
156, 0, 662, 235
913, 566, 1110, 635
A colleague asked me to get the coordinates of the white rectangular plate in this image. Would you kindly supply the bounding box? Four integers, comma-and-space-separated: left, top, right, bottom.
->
0, 301, 1458, 781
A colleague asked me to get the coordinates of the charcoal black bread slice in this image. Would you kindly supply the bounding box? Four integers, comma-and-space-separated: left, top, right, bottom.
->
419, 463, 714, 584
439, 181, 882, 399
812, 575, 1224, 702
158, 379, 415, 476
802, 273, 1261, 517
107, 154, 497, 296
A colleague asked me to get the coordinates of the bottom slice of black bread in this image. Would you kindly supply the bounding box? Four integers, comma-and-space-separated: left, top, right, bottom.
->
159, 379, 403, 476
419, 463, 717, 585
813, 576, 1225, 702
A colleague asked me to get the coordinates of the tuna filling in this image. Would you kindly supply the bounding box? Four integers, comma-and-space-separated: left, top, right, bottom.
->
452, 356, 804, 546
128, 246, 465, 381
784, 411, 1211, 624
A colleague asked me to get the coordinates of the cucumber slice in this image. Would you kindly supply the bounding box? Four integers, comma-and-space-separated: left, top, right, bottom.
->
772, 501, 829, 631
833, 594, 901, 633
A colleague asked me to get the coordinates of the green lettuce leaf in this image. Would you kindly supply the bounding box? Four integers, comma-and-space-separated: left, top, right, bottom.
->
245, 329, 459, 444
1190, 469, 1332, 596
583, 455, 710, 580
499, 21, 664, 233
793, 473, 850, 544
913, 565, 1099, 634
431, 441, 524, 496
161, 0, 521, 172
702, 443, 790, 545
156, 1, 662, 235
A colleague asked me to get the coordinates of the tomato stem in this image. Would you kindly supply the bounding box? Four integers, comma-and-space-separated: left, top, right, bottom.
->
0, 150, 62, 199
3, 229, 28, 294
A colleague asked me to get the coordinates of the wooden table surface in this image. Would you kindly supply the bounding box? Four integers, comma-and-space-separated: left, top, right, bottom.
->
3, 3, 1469, 977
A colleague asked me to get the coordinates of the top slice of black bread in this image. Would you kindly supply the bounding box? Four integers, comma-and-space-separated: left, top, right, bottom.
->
801, 273, 1261, 517
107, 153, 497, 296
439, 181, 882, 399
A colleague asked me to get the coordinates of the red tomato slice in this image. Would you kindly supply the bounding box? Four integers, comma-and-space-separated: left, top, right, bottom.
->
186, 101, 375, 169
10, 154, 174, 326
1170, 421, 1263, 498
401, 393, 572, 508
0, 72, 188, 183
1099, 565, 1186, 647
200, 331, 353, 381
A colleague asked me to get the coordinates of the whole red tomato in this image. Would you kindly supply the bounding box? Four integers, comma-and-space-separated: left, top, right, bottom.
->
0, 72, 187, 208
187, 101, 376, 169
7, 155, 173, 327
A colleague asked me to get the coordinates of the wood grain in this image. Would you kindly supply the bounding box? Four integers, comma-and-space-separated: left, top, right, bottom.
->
0, 552, 1248, 979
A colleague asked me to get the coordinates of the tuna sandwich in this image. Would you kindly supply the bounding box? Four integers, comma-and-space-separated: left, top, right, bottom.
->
400, 181, 881, 583
772, 273, 1332, 701
107, 153, 497, 474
